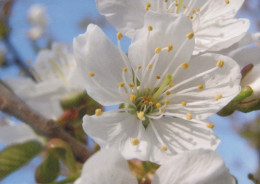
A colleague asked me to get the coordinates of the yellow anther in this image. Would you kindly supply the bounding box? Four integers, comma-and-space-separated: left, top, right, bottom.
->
165, 100, 169, 105
181, 62, 189, 69
137, 111, 145, 120
117, 32, 123, 40
183, 5, 187, 9
131, 138, 140, 146
197, 8, 200, 12
161, 108, 166, 113
137, 65, 142, 69
166, 6, 169, 10
161, 146, 168, 151
156, 103, 162, 108
123, 67, 127, 72
149, 101, 154, 105
167, 44, 173, 52
182, 101, 187, 107
197, 84, 204, 90
192, 9, 196, 14
148, 87, 152, 91
189, 15, 194, 20
216, 60, 224, 68
164, 0, 168, 2
119, 82, 125, 87
95, 109, 102, 116
186, 32, 194, 39
145, 3, 151, 10
156, 75, 161, 79
89, 72, 95, 77
169, 83, 174, 87
129, 83, 134, 88
148, 64, 152, 69
207, 122, 215, 129
225, 0, 230, 4
155, 47, 161, 54
148, 25, 153, 31
129, 94, 136, 101
186, 113, 192, 120
215, 94, 223, 101
166, 91, 171, 96
257, 42, 260, 46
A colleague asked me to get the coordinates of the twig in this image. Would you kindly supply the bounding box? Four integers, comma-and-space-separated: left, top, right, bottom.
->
0, 84, 92, 162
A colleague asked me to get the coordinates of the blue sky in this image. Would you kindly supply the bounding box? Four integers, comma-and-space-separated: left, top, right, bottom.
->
0, 0, 259, 183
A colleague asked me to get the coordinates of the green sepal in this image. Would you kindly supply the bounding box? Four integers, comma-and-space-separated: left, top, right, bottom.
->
60, 91, 88, 110
232, 86, 253, 103
0, 140, 43, 179
35, 152, 60, 183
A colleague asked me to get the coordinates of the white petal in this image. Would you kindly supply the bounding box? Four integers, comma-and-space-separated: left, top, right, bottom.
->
73, 24, 131, 106
0, 123, 43, 145
152, 149, 235, 184
167, 53, 241, 120
96, 0, 146, 38
76, 148, 138, 184
129, 11, 194, 86
232, 46, 260, 67
5, 77, 69, 101
195, 18, 249, 54
82, 111, 150, 161
146, 118, 219, 164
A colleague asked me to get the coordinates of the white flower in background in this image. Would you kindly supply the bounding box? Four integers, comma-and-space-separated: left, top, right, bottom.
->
75, 148, 236, 184
74, 149, 138, 184
74, 12, 241, 163
96, 0, 249, 54
231, 46, 260, 102
5, 43, 85, 119
27, 4, 48, 40
0, 118, 43, 145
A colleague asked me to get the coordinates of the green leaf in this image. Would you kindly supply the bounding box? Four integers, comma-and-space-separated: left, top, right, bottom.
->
0, 140, 43, 179
35, 152, 60, 183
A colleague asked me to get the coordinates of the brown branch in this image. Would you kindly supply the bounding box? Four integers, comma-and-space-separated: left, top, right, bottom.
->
0, 84, 92, 162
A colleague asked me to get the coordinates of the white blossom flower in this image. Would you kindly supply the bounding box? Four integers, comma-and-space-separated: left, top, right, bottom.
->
74, 12, 241, 164
75, 148, 236, 184
96, 0, 249, 54
74, 149, 138, 184
27, 4, 48, 40
5, 43, 85, 119
0, 118, 43, 145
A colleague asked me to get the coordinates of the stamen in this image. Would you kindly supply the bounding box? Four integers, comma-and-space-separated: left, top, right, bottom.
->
160, 146, 168, 152
192, 9, 196, 14
123, 67, 127, 72
130, 94, 136, 101
154, 47, 161, 54
216, 60, 224, 68
95, 109, 102, 116
148, 64, 153, 69
165, 100, 169, 105
182, 101, 187, 106
169, 83, 174, 87
167, 44, 173, 52
161, 108, 166, 113
88, 72, 95, 77
186, 112, 192, 120
166, 91, 171, 96
197, 8, 200, 12
117, 32, 123, 40
181, 62, 189, 69
137, 65, 142, 69
207, 122, 215, 129
197, 84, 204, 90
186, 32, 194, 39
129, 83, 134, 88
156, 75, 161, 79
145, 3, 151, 10
156, 103, 162, 108
153, 74, 173, 99
225, 0, 230, 4
137, 111, 145, 120
148, 25, 153, 31
119, 82, 125, 87
131, 138, 140, 146
148, 87, 152, 91
176, 0, 184, 13
215, 94, 223, 101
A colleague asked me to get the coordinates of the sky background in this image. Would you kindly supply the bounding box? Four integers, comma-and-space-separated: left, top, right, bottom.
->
0, 0, 260, 183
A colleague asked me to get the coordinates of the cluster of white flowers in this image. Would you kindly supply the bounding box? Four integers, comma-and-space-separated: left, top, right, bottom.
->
4, 0, 260, 183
